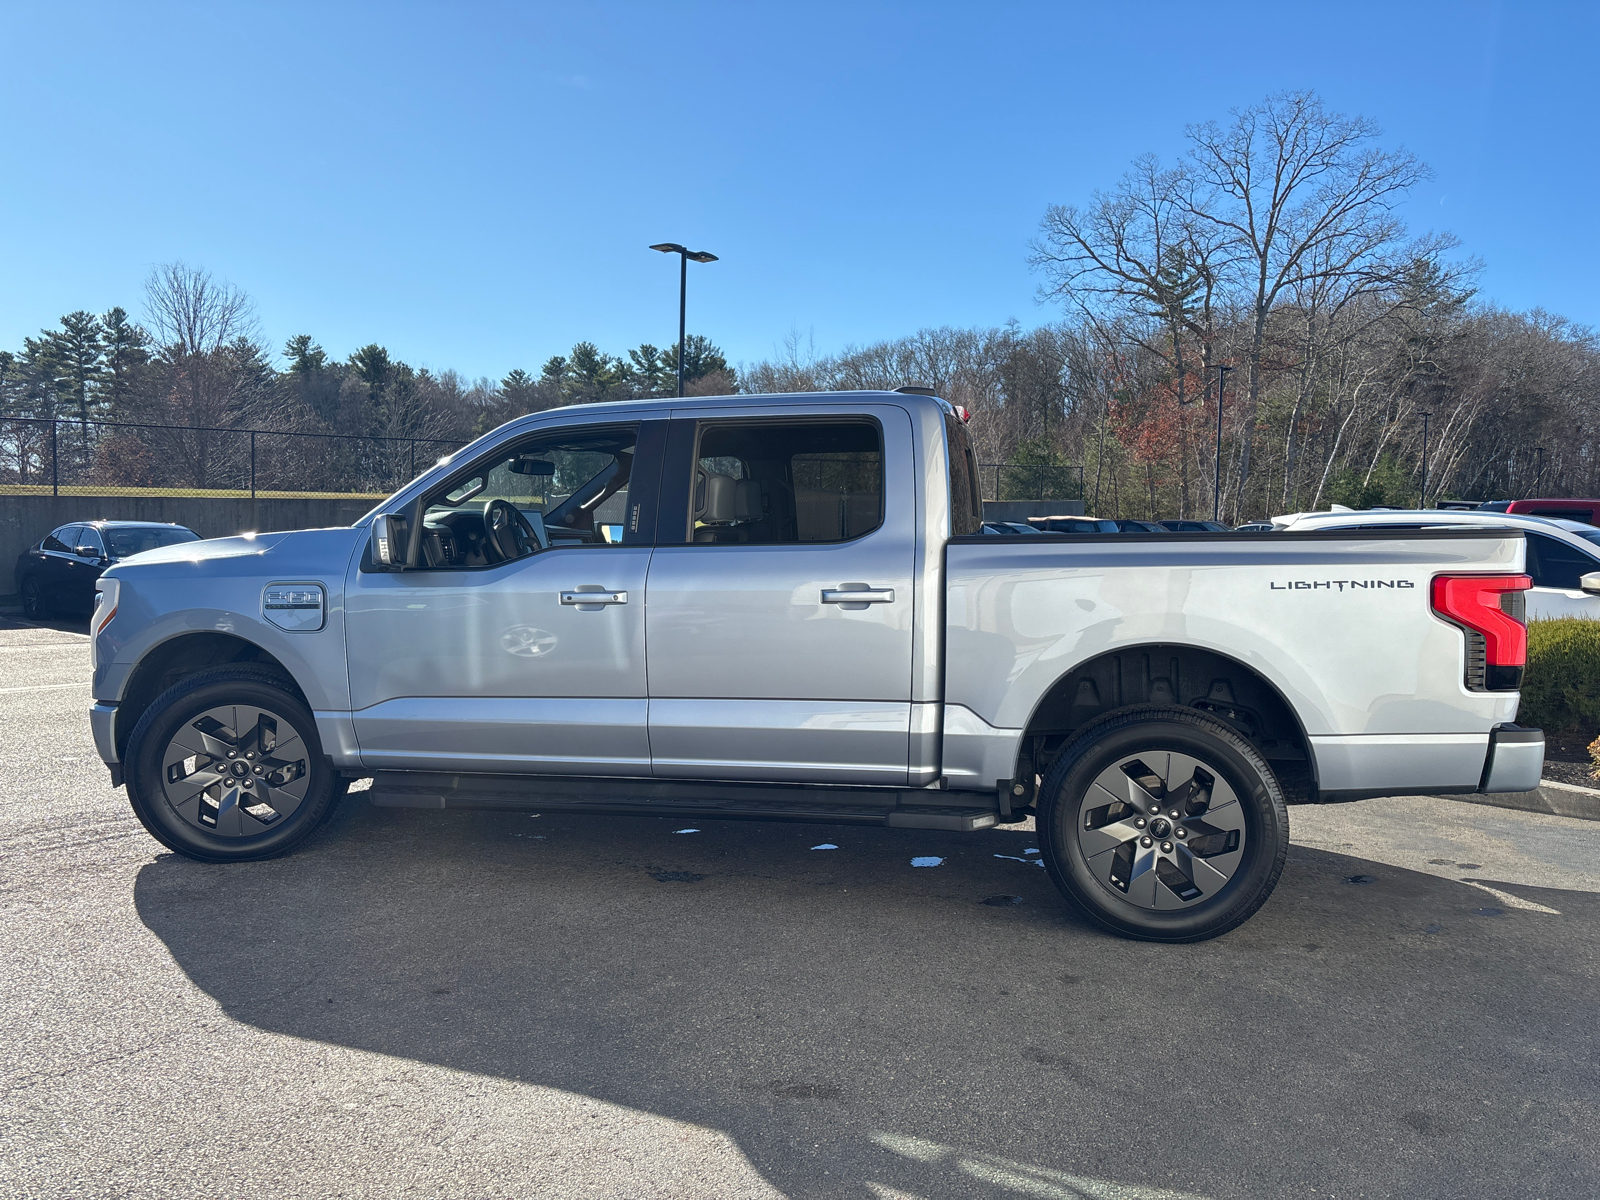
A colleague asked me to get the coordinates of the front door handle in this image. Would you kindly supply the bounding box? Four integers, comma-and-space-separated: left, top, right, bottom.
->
560, 589, 628, 606
821, 587, 895, 604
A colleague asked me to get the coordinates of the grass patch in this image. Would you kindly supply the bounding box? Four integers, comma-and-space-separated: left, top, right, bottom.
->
0, 485, 386, 500
1521, 618, 1600, 756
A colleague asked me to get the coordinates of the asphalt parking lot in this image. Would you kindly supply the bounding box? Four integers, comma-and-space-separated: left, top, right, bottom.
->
2, 615, 1598, 1200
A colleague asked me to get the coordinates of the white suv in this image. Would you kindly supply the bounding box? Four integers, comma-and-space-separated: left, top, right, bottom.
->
1272, 509, 1600, 620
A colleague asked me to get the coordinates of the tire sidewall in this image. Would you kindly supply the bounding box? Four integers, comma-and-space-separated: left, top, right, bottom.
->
1040, 712, 1287, 942
126, 672, 336, 862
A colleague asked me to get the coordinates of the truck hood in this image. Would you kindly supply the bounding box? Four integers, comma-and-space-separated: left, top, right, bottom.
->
102, 526, 366, 579
108, 530, 295, 569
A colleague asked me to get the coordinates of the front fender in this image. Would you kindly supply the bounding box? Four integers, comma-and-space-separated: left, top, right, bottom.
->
96, 527, 365, 711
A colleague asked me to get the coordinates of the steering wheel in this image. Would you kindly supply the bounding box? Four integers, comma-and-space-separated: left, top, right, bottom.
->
482, 499, 539, 563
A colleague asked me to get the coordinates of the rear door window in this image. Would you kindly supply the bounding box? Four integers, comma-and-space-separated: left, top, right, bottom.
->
42, 527, 75, 553
685, 419, 884, 544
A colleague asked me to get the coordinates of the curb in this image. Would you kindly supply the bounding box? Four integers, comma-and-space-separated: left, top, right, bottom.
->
1453, 779, 1600, 822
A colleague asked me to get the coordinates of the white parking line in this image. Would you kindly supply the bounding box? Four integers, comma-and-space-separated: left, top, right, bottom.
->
0, 682, 91, 694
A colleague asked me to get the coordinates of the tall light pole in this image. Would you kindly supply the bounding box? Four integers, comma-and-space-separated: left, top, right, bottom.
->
1419, 411, 1432, 508
1533, 446, 1546, 497
1212, 364, 1231, 523
649, 243, 718, 396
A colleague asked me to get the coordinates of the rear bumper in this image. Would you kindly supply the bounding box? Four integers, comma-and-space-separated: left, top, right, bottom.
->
1480, 723, 1544, 793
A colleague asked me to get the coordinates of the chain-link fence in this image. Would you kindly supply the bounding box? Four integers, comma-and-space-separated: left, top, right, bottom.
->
979, 462, 1085, 502
0, 417, 464, 498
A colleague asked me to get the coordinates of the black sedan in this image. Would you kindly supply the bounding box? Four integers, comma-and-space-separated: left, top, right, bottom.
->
16, 520, 200, 618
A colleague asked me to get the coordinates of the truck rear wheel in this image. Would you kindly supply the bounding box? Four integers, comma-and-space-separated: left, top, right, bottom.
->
1037, 706, 1288, 942
124, 666, 343, 863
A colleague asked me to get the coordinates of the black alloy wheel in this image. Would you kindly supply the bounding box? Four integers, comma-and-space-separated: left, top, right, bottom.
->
21, 576, 48, 620
1037, 706, 1288, 942
124, 666, 344, 863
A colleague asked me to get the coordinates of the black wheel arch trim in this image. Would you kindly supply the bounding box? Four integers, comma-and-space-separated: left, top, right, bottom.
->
1013, 640, 1319, 796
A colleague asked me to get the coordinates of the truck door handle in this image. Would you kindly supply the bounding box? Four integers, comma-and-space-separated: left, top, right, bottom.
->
560, 590, 628, 606
821, 587, 895, 604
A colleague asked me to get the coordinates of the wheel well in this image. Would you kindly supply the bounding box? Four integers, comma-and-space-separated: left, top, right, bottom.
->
114, 633, 303, 757
1015, 645, 1315, 804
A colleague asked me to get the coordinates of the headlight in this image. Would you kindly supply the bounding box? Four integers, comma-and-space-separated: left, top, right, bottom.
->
263, 583, 325, 632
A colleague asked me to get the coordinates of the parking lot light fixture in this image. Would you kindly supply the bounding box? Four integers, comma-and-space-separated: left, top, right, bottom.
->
649, 243, 719, 397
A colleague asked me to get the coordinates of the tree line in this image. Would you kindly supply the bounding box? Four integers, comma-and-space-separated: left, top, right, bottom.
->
0, 264, 735, 493
3, 90, 1595, 514
747, 91, 1598, 517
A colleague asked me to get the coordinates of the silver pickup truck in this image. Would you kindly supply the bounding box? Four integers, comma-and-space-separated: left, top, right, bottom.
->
87, 390, 1544, 941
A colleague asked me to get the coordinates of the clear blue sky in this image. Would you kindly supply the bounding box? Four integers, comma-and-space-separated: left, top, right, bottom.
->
2, 1, 1595, 382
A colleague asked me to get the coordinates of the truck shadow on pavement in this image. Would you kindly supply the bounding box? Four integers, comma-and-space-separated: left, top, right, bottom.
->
133, 798, 1600, 1200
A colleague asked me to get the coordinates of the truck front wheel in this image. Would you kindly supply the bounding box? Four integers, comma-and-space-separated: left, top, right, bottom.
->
1037, 707, 1288, 942
124, 666, 343, 863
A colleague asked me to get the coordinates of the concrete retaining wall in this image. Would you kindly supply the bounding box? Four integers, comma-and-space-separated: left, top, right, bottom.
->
3, 495, 375, 586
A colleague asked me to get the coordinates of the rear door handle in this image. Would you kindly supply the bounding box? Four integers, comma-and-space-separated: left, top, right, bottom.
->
821, 587, 895, 604
560, 590, 628, 606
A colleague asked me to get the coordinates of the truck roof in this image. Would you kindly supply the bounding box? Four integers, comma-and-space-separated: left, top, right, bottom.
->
506, 388, 948, 422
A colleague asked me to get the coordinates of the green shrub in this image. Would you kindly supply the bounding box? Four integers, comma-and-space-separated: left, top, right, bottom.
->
1519, 618, 1600, 742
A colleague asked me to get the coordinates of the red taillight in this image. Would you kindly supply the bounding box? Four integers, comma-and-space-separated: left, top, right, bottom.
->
1431, 574, 1531, 690
954, 405, 971, 423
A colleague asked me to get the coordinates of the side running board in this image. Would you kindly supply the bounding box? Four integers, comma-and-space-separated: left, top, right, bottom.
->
368, 772, 999, 832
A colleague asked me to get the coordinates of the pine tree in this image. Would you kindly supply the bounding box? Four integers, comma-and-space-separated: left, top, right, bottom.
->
349, 344, 393, 407
627, 344, 668, 394
663, 334, 735, 392
100, 307, 150, 419
285, 334, 328, 375
499, 368, 538, 412
51, 311, 107, 458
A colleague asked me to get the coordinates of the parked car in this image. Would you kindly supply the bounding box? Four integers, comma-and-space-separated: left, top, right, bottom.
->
1026, 515, 1120, 533
1271, 508, 1600, 620
1109, 519, 1167, 533
16, 521, 199, 618
1232, 522, 1275, 533
1505, 498, 1600, 526
1158, 519, 1234, 532
89, 391, 1541, 942
980, 520, 1043, 535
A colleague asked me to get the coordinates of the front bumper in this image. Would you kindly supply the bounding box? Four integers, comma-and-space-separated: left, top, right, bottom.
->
1480, 723, 1544, 793
90, 702, 118, 765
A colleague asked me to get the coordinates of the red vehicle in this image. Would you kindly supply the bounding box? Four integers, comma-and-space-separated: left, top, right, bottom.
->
1505, 498, 1600, 525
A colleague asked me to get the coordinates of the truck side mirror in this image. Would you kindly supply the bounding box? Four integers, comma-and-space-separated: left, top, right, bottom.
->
370, 513, 412, 570
1581, 571, 1600, 597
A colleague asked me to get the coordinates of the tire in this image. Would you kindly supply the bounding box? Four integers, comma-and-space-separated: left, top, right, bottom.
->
20, 575, 48, 620
124, 666, 343, 863
1037, 706, 1288, 943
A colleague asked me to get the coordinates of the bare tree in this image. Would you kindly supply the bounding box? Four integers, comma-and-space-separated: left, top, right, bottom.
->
1184, 90, 1431, 500
1032, 154, 1229, 408
139, 263, 267, 486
